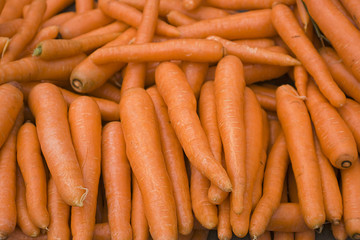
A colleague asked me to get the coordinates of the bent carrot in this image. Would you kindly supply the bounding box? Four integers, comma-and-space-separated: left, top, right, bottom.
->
119, 88, 177, 240
43, 0, 74, 21
131, 175, 149, 240
28, 83, 87, 207
306, 80, 357, 169
155, 62, 232, 192
166, 10, 196, 26
17, 122, 49, 229
276, 84, 325, 229
181, 62, 208, 100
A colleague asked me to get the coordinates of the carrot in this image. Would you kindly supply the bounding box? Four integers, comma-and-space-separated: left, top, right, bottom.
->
204, 0, 295, 10
92, 223, 110, 240
89, 83, 120, 103
214, 55, 245, 213
70, 27, 136, 93
6, 227, 47, 240
258, 232, 272, 240
208, 35, 301, 66
76, 0, 93, 13
41, 11, 75, 28
120, 87, 177, 240
305, 80, 358, 169
268, 116, 282, 151
339, 0, 360, 27
90, 39, 224, 64
182, 0, 202, 10
274, 232, 295, 240
178, 9, 276, 39
147, 86, 193, 235
69, 97, 102, 240
341, 158, 360, 239
131, 175, 150, 240
42, 0, 74, 21
28, 83, 87, 207
217, 196, 231, 240
73, 21, 129, 40
17, 122, 49, 229
329, 0, 357, 27
244, 63, 290, 85
302, 0, 360, 82
101, 122, 132, 240
191, 230, 210, 240
59, 9, 113, 39
155, 62, 232, 192
47, 177, 70, 240
0, 37, 9, 54
198, 81, 228, 205
99, 0, 179, 37
1, 0, 46, 63
295, 230, 315, 240
337, 98, 360, 152
249, 84, 277, 112
293, 65, 308, 97
0, 0, 31, 24
33, 32, 120, 60
296, 0, 310, 30
0, 83, 23, 149
249, 131, 290, 238
287, 166, 299, 203
16, 168, 40, 237
178, 231, 194, 240
230, 87, 264, 238
314, 135, 343, 224
166, 10, 196, 26
180, 62, 208, 100
233, 38, 275, 48
0, 109, 23, 239
0, 18, 23, 38
271, 3, 346, 108
331, 220, 348, 240
319, 47, 360, 103
276, 84, 325, 229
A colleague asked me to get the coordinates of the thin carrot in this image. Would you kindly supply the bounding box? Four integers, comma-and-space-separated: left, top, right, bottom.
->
295, 229, 315, 240
89, 83, 120, 103
166, 10, 196, 26
274, 232, 295, 240
191, 230, 210, 240
0, 18, 23, 38
28, 83, 87, 207
214, 55, 246, 213
0, 0, 31, 24
331, 220, 348, 240
204, 0, 295, 10
339, 0, 360, 27
0, 83, 23, 149
276, 84, 325, 229
217, 197, 232, 240
6, 227, 47, 240
120, 87, 177, 240
182, 62, 208, 100
73, 21, 128, 40
0, 109, 23, 239
296, 0, 310, 30
147, 86, 193, 235
0, 37, 9, 54
42, 0, 74, 21
59, 9, 113, 39
268, 116, 282, 151
287, 166, 299, 203
41, 11, 76, 28
17, 122, 49, 229
319, 47, 360, 103
293, 65, 308, 97
244, 63, 290, 85
179, 231, 194, 240
47, 177, 70, 240
178, 9, 276, 39
182, 0, 202, 10
258, 232, 272, 240
233, 38, 275, 48
249, 84, 277, 112
16, 168, 40, 237
75, 0, 93, 13
305, 80, 358, 169
70, 27, 136, 93
271, 3, 346, 107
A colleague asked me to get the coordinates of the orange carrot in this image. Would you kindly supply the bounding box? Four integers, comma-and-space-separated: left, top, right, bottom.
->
93, 223, 111, 240
182, 62, 208, 100
76, 0, 94, 13
0, 18, 23, 38
155, 61, 232, 192
47, 177, 70, 240
0, 83, 23, 149
271, 3, 346, 107
233, 38, 275, 48
268, 116, 282, 151
249, 84, 277, 112
296, 0, 310, 30
217, 197, 232, 240
89, 83, 120, 103
204, 0, 295, 10
120, 87, 177, 240
17, 122, 49, 229
6, 227, 47, 240
274, 232, 295, 240
214, 55, 245, 213
147, 86, 193, 235
43, 0, 74, 21
0, 109, 23, 239
287, 166, 299, 203
339, 0, 360, 28
16, 168, 40, 237
331, 220, 348, 240
182, 0, 202, 10
244, 64, 290, 85
191, 230, 210, 240
295, 229, 315, 240
102, 122, 132, 240
73, 21, 129, 40
59, 9, 113, 39
28, 83, 87, 207
166, 10, 196, 26
306, 80, 358, 169
0, 0, 31, 24
293, 65, 308, 97
276, 84, 325, 229
41, 11, 75, 28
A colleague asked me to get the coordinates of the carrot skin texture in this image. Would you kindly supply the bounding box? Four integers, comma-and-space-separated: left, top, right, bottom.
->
131, 175, 149, 240
102, 122, 132, 240
43, 0, 74, 21
93, 223, 111, 240
217, 197, 232, 240
338, 98, 360, 152
28, 83, 86, 207
120, 88, 177, 240
205, 0, 295, 10
182, 62, 209, 100
155, 62, 232, 192
331, 220, 348, 240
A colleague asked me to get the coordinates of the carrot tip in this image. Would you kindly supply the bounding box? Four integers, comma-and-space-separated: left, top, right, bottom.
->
297, 95, 307, 100
315, 225, 324, 233
341, 160, 352, 168
72, 79, 83, 90
353, 233, 360, 239
332, 219, 340, 225
33, 45, 42, 56
76, 186, 89, 207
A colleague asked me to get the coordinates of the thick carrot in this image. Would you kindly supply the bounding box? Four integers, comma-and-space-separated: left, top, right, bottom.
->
329, 0, 357, 27
339, 0, 360, 27
16, 168, 40, 237
217, 197, 232, 240
28, 83, 87, 207
341, 158, 360, 239
0, 18, 23, 38
131, 175, 149, 240
89, 83, 120, 103
99, 0, 179, 37
337, 98, 360, 152
76, 0, 93, 13
249, 131, 290, 239
208, 35, 300, 66
274, 232, 295, 240
155, 61, 232, 192
0, 0, 31, 24
73, 21, 128, 40
214, 55, 245, 213
47, 177, 70, 240
70, 27, 136, 93
91, 39, 224, 64
120, 87, 177, 240
331, 220, 348, 240
295, 229, 315, 240
306, 80, 358, 169
178, 9, 276, 39
276, 84, 325, 229
233, 38, 275, 48
319, 47, 360, 103
166, 10, 196, 26
101, 122, 132, 240
147, 86, 193, 235
43, 0, 74, 21
244, 63, 290, 85
59, 9, 113, 39
17, 122, 49, 229
0, 83, 23, 149
302, 0, 360, 82
41, 11, 75, 28
0, 109, 23, 239
271, 3, 346, 108
181, 62, 208, 100
205, 0, 295, 10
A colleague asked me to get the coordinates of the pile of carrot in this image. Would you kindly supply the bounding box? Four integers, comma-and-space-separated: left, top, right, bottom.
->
0, 0, 360, 239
